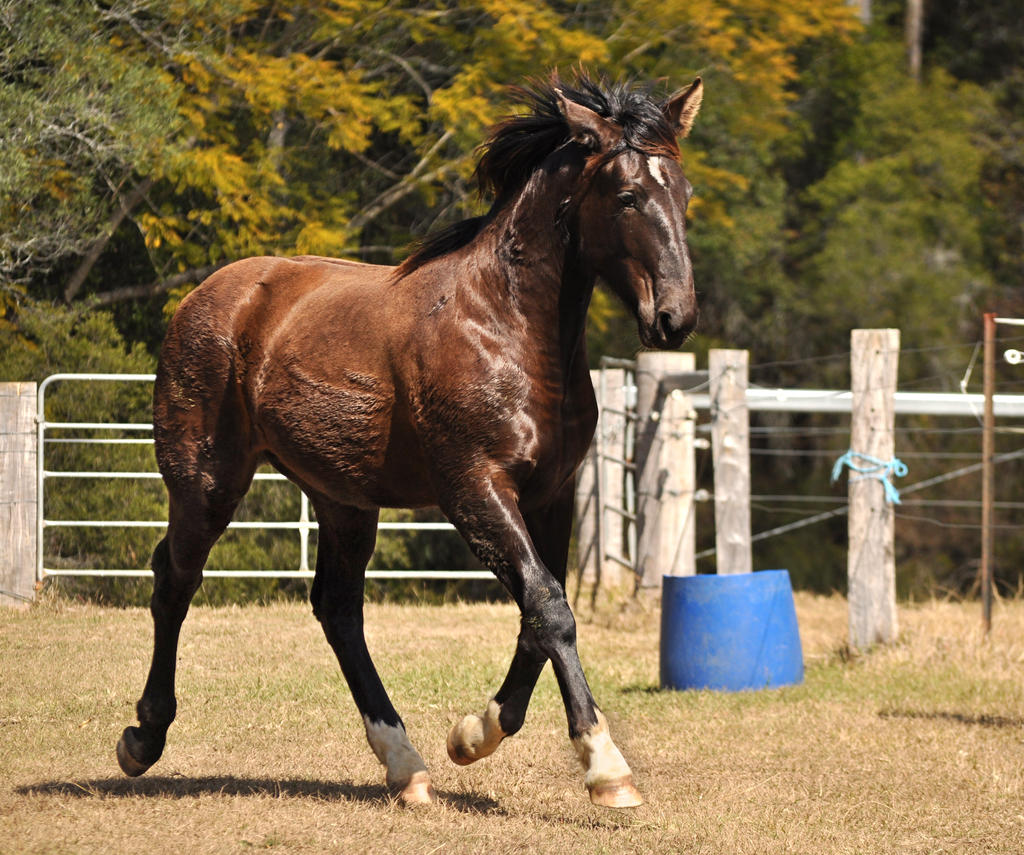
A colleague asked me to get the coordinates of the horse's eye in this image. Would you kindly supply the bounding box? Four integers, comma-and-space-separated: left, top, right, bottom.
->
617, 191, 637, 208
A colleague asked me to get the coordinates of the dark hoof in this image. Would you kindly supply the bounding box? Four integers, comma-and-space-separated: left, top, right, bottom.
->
116, 727, 159, 777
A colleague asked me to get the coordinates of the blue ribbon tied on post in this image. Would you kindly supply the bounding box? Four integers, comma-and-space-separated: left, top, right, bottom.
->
830, 450, 908, 505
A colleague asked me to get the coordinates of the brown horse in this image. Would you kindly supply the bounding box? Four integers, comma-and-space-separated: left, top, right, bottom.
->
116, 71, 703, 808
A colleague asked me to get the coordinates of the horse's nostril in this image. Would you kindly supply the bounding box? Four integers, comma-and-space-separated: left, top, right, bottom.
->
657, 311, 676, 338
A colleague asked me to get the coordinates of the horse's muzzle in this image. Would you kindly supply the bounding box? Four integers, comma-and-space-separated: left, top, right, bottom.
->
643, 304, 698, 350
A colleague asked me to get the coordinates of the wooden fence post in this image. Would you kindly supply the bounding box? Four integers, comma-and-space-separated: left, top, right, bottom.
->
635, 389, 697, 585
1, 382, 38, 606
709, 349, 751, 575
635, 352, 696, 588
848, 328, 900, 648
575, 414, 599, 586
576, 369, 626, 588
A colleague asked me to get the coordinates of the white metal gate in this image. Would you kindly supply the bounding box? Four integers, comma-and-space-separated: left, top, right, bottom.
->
36, 374, 490, 582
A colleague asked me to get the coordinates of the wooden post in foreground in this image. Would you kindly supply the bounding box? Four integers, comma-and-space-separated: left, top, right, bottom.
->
1, 382, 38, 606
848, 329, 900, 648
575, 410, 600, 587
635, 389, 696, 585
576, 369, 626, 589
709, 349, 751, 575
635, 351, 695, 589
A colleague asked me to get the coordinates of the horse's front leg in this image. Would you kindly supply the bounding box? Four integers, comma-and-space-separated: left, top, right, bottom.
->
444, 477, 642, 808
447, 482, 572, 765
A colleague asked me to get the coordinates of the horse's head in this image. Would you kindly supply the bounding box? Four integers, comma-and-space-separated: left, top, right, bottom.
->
558, 79, 703, 350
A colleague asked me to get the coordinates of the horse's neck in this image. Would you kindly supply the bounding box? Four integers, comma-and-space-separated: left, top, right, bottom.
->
484, 170, 594, 378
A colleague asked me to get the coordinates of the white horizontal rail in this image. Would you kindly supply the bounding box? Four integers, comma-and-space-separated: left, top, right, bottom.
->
685, 388, 1024, 417
44, 421, 153, 431
44, 519, 456, 531
39, 372, 156, 391
43, 470, 287, 480
45, 437, 153, 445
41, 568, 491, 580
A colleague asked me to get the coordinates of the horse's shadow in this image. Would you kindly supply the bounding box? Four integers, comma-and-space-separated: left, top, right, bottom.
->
878, 709, 1024, 729
16, 775, 504, 815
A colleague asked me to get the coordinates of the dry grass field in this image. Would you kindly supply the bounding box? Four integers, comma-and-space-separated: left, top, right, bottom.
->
3, 590, 1024, 854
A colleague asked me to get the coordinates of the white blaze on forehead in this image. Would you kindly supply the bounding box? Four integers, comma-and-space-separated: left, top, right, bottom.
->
647, 156, 669, 188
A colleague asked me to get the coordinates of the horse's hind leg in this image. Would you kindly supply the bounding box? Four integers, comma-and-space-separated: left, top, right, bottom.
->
310, 499, 434, 806
116, 472, 251, 777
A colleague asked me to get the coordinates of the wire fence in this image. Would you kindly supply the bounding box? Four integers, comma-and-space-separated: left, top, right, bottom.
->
34, 328, 1024, 590
593, 332, 1024, 590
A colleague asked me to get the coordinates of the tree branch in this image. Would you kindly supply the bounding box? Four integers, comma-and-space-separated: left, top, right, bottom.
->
89, 262, 228, 307
371, 49, 434, 102
346, 130, 455, 233
63, 176, 154, 303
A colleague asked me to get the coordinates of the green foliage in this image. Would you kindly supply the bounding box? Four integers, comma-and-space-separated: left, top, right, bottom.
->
790, 47, 994, 379
0, 299, 154, 385
0, 0, 177, 288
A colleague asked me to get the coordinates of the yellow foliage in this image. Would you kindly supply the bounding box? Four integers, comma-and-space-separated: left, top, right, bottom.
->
64, 0, 856, 290
294, 220, 352, 256
428, 0, 607, 148
607, 0, 859, 227
616, 0, 859, 130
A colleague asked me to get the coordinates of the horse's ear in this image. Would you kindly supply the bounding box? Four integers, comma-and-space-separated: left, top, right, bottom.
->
664, 78, 703, 139
556, 90, 619, 154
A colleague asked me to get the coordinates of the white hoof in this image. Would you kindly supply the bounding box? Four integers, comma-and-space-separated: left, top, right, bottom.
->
573, 709, 641, 808
393, 770, 436, 807
589, 775, 643, 808
446, 699, 505, 766
363, 717, 433, 806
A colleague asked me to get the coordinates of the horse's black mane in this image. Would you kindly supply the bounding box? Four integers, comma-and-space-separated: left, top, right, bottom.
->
395, 72, 678, 278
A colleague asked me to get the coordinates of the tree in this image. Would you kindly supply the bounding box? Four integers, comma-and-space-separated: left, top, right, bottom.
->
1, 0, 608, 315
922, 0, 1024, 319
787, 43, 995, 382
0, 0, 176, 295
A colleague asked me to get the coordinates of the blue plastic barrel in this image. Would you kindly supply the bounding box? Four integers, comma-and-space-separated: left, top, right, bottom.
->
660, 570, 804, 691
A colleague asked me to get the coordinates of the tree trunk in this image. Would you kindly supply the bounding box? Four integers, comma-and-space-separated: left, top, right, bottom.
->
906, 0, 923, 81
849, 0, 871, 25
63, 177, 154, 303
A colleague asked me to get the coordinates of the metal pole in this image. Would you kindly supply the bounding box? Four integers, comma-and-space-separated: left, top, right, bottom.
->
981, 313, 996, 634
299, 490, 311, 572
